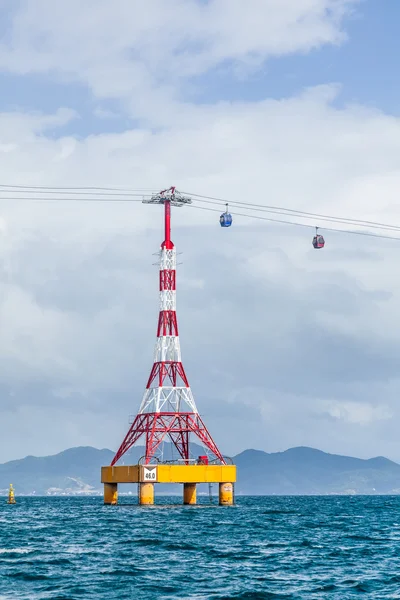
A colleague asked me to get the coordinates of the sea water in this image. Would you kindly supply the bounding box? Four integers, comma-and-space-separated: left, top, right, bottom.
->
1, 495, 400, 599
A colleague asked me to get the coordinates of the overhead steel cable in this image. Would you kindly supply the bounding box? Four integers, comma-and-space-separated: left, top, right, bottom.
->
0, 190, 151, 198
1, 184, 400, 240
0, 184, 156, 192
0, 195, 148, 202
181, 190, 400, 234
186, 203, 400, 242
1, 182, 400, 234
191, 197, 400, 234
2, 183, 400, 233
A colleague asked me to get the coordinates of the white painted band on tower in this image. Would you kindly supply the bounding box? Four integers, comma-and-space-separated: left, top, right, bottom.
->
153, 336, 182, 363
160, 248, 176, 271
159, 290, 176, 311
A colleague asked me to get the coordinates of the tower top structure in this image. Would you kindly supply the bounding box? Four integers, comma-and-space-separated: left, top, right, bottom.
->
143, 186, 192, 250
143, 186, 192, 207
111, 186, 224, 466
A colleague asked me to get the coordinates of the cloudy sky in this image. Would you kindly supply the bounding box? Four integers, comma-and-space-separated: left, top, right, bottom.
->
1, 0, 400, 463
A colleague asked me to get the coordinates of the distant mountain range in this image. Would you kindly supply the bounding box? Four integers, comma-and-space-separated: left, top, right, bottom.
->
1, 445, 400, 496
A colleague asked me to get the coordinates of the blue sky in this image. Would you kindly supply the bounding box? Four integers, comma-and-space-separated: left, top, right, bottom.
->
187, 2, 400, 111
0, 0, 399, 135
1, 1, 400, 465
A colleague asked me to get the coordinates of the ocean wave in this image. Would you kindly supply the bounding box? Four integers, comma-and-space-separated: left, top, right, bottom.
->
0, 548, 33, 555
1, 496, 400, 599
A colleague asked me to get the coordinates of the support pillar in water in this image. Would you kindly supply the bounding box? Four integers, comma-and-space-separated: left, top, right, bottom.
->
139, 483, 154, 505
101, 464, 237, 507
219, 482, 234, 506
104, 483, 118, 505
183, 483, 197, 505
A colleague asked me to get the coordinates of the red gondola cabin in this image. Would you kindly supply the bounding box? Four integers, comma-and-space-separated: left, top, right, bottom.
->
312, 227, 325, 249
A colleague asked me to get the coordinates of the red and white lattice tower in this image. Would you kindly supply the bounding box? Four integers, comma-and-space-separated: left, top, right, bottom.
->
111, 187, 225, 466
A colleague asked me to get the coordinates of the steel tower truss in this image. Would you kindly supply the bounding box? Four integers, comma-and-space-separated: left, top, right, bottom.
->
111, 187, 225, 466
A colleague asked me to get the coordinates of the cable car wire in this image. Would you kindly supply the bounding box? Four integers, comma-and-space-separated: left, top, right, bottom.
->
6, 183, 398, 235
1, 182, 400, 235
186, 203, 400, 242
191, 196, 400, 234
0, 195, 147, 202
1, 184, 400, 240
0, 188, 153, 198
0, 183, 156, 192
182, 190, 400, 234
1, 183, 400, 233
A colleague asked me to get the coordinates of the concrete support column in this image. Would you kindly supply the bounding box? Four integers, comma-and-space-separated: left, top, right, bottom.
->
139, 482, 154, 505
104, 483, 118, 505
183, 483, 197, 505
219, 482, 234, 506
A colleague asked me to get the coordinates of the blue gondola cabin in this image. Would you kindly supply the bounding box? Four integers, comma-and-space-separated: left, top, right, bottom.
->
220, 211, 232, 227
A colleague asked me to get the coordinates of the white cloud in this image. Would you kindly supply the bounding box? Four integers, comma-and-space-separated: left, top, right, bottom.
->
0, 0, 359, 121
2, 0, 400, 463
0, 89, 399, 448
323, 400, 393, 425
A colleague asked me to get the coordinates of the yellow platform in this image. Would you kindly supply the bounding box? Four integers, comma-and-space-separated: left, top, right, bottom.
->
101, 464, 236, 506
101, 464, 236, 484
